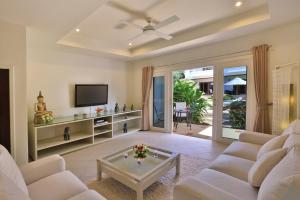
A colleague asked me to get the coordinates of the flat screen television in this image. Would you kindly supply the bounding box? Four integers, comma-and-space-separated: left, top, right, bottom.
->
75, 84, 108, 107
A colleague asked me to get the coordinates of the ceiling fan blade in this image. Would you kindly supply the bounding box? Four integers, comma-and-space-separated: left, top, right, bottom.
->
120, 20, 143, 30
155, 15, 179, 29
128, 32, 144, 42
152, 30, 173, 40
107, 1, 147, 19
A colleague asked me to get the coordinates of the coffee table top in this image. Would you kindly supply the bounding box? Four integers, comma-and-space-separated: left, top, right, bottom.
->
98, 146, 179, 181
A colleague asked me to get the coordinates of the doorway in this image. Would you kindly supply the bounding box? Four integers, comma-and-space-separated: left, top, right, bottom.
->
172, 66, 214, 139
150, 57, 254, 142
0, 69, 11, 152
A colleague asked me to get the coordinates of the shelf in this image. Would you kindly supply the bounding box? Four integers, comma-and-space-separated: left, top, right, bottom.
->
30, 110, 142, 160
38, 140, 92, 159
113, 128, 141, 137
94, 122, 112, 128
113, 116, 142, 124
113, 110, 142, 116
37, 132, 93, 150
94, 129, 112, 136
94, 136, 111, 144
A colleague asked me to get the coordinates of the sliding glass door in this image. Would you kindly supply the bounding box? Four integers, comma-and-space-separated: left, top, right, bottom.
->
151, 71, 172, 132
213, 59, 254, 142
153, 76, 165, 129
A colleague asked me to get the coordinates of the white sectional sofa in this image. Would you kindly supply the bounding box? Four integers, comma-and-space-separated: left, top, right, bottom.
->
174, 122, 300, 200
0, 145, 106, 200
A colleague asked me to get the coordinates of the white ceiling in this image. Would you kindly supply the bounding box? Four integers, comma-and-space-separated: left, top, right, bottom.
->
1, 0, 300, 60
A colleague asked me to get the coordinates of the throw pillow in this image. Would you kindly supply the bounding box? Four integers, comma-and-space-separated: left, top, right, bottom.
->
282, 120, 300, 135
249, 148, 287, 187
257, 134, 288, 160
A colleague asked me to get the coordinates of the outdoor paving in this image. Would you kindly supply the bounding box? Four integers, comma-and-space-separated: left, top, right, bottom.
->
173, 123, 241, 140
173, 123, 212, 139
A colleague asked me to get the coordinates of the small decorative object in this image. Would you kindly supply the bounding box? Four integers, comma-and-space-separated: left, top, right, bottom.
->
124, 115, 128, 119
34, 91, 53, 124
123, 152, 128, 160
123, 104, 126, 112
123, 123, 128, 133
64, 127, 70, 141
114, 103, 119, 113
133, 144, 149, 162
74, 114, 79, 119
153, 150, 158, 158
82, 113, 88, 118
131, 104, 134, 111
95, 107, 103, 115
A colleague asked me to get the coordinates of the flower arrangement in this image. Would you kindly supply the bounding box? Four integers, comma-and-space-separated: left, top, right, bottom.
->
133, 144, 149, 160
41, 113, 53, 123
95, 107, 104, 115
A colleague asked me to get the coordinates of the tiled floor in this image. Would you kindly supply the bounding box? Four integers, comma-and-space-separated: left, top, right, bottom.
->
63, 131, 228, 183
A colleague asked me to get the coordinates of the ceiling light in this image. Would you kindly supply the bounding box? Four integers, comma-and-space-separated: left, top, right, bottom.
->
235, 1, 243, 7
75, 28, 80, 32
128, 42, 132, 46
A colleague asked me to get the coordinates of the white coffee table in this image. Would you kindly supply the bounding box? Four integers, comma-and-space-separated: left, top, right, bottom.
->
97, 146, 180, 200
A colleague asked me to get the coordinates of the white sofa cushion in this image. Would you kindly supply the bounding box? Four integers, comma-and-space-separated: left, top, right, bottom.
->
239, 131, 275, 145
174, 169, 257, 200
20, 155, 65, 185
248, 148, 287, 187
28, 171, 87, 200
223, 141, 261, 161
283, 134, 300, 150
0, 145, 28, 195
68, 190, 106, 200
209, 154, 254, 181
0, 172, 31, 200
258, 147, 300, 200
257, 134, 288, 160
283, 119, 300, 135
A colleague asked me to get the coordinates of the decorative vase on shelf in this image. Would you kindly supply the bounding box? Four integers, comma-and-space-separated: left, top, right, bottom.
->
63, 127, 70, 141
123, 104, 126, 112
114, 103, 119, 113
131, 104, 134, 111
123, 123, 128, 133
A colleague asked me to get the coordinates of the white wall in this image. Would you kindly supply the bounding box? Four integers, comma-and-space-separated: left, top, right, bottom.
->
128, 20, 300, 112
0, 20, 27, 164
27, 46, 128, 121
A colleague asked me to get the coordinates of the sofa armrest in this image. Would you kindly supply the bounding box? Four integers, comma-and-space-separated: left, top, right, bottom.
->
19, 155, 65, 185
239, 131, 275, 145
174, 178, 240, 200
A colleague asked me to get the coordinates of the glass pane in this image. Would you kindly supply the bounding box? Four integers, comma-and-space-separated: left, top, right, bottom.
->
153, 76, 165, 128
222, 66, 247, 139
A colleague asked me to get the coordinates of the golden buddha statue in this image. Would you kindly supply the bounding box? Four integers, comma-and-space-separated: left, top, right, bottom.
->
34, 91, 53, 124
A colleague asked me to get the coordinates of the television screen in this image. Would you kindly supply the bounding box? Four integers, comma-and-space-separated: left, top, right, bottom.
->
75, 84, 108, 107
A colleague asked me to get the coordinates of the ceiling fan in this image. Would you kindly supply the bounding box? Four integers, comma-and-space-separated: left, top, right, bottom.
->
121, 15, 180, 42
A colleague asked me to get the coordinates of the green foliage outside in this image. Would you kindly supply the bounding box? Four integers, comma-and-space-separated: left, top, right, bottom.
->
173, 71, 185, 84
227, 100, 246, 129
223, 94, 235, 100
173, 79, 209, 123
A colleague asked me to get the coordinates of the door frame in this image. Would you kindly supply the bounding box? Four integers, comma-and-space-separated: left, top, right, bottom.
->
213, 58, 255, 143
0, 66, 15, 158
150, 69, 173, 132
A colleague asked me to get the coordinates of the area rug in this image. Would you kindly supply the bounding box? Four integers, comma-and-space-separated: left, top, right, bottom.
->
87, 155, 210, 200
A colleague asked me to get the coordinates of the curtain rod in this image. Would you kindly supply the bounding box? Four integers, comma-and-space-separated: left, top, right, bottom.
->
275, 61, 299, 70
154, 45, 272, 69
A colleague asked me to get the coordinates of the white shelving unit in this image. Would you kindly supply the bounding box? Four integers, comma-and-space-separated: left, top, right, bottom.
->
29, 110, 142, 160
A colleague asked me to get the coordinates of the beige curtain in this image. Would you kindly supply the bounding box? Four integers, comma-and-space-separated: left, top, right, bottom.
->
141, 66, 154, 130
252, 44, 271, 134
